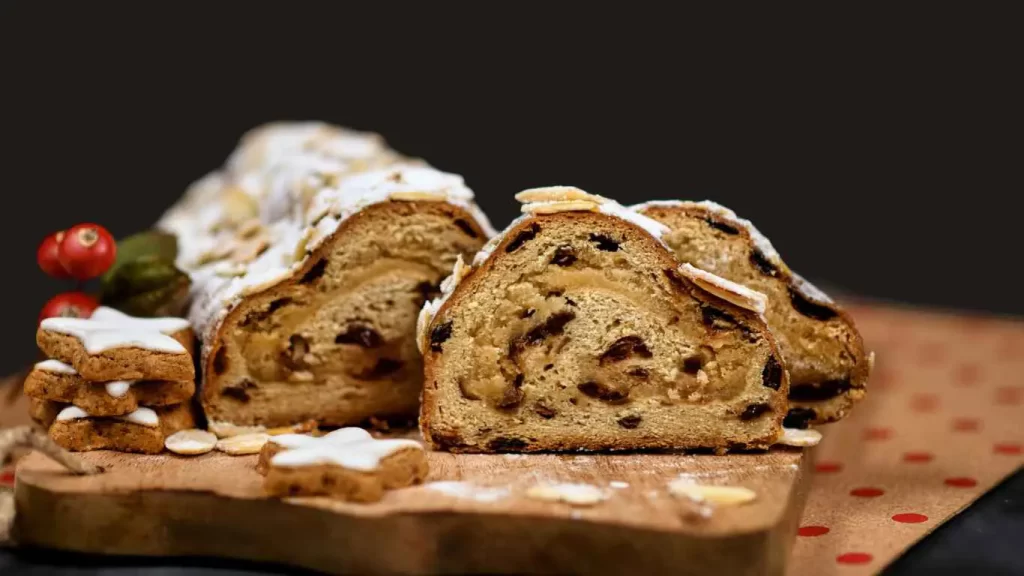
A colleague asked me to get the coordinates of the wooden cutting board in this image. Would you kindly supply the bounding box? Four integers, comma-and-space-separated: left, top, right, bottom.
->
11, 429, 814, 576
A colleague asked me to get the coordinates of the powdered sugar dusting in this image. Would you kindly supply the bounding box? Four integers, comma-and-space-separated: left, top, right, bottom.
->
632, 200, 781, 265
789, 271, 835, 305
156, 123, 494, 364
633, 200, 839, 307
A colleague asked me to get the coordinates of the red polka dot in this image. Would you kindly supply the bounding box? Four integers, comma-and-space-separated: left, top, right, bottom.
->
995, 387, 1022, 406
954, 364, 981, 386
799, 525, 830, 537
864, 427, 893, 441
837, 552, 873, 565
892, 513, 929, 523
850, 487, 885, 498
945, 477, 978, 488
910, 394, 939, 412
994, 443, 1022, 455
816, 461, 843, 473
952, 418, 980, 432
0, 470, 13, 486
903, 451, 934, 463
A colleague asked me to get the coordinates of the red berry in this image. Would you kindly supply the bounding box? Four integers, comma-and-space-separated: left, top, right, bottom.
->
58, 223, 116, 280
39, 292, 98, 324
37, 231, 71, 278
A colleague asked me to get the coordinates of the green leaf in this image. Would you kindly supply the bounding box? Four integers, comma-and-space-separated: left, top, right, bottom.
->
102, 230, 179, 283
100, 256, 191, 317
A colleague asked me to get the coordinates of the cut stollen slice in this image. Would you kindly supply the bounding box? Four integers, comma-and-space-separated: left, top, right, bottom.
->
632, 200, 871, 426
169, 154, 492, 429
418, 187, 789, 453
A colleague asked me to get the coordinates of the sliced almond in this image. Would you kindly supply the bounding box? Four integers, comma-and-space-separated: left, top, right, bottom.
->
194, 244, 234, 267
213, 261, 248, 278
522, 200, 601, 214
221, 186, 260, 225
677, 263, 767, 315
776, 427, 822, 447
208, 420, 267, 439
515, 186, 607, 205
231, 236, 270, 264
236, 218, 264, 239
165, 429, 217, 456
667, 481, 757, 505
215, 432, 270, 455
525, 483, 607, 506
389, 190, 448, 202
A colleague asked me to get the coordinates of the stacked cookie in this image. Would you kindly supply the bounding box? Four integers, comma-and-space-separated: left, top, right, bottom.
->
27, 306, 198, 454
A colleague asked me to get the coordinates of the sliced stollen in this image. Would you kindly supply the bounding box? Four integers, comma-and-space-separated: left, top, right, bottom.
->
418, 187, 790, 453
23, 359, 194, 416
156, 123, 493, 428
633, 201, 871, 426
29, 399, 197, 454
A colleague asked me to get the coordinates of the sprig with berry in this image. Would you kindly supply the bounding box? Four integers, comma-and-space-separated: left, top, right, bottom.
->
36, 225, 191, 322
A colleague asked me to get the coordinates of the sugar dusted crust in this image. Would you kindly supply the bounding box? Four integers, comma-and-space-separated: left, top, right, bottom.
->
420, 195, 790, 453
157, 122, 492, 428
633, 201, 871, 425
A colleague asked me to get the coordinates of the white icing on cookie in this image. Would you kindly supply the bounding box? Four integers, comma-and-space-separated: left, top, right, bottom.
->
34, 359, 76, 374
677, 263, 768, 315
104, 381, 132, 398
40, 317, 187, 354
268, 427, 372, 449
55, 405, 159, 427
268, 426, 422, 472
90, 306, 191, 334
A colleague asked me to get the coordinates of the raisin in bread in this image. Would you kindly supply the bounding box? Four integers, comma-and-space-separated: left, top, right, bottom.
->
417, 188, 789, 453
157, 123, 493, 428
633, 201, 871, 426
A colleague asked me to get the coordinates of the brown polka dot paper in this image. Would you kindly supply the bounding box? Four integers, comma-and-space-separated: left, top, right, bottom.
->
789, 302, 1024, 575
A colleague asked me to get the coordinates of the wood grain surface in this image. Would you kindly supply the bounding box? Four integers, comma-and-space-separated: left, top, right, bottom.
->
10, 423, 813, 575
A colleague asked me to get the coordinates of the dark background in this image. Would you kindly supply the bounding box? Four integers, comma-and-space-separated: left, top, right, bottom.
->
2, 6, 1021, 377
0, 5, 1021, 574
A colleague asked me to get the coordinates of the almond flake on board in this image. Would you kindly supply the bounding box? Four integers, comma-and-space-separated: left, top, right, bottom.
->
667, 481, 757, 505
165, 429, 217, 455
776, 427, 822, 447
216, 432, 271, 455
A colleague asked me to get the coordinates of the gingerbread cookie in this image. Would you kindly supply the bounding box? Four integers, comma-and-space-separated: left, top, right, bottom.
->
30, 399, 196, 454
37, 316, 194, 382
24, 359, 195, 416
260, 427, 427, 502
